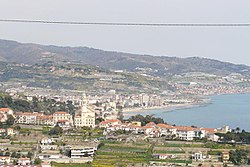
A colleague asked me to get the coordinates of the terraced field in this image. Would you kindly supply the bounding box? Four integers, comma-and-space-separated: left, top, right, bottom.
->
92, 142, 151, 167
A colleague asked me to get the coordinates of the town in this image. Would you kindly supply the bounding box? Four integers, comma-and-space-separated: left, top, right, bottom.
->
0, 91, 249, 167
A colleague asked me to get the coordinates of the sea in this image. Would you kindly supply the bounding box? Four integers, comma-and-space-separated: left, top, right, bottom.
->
124, 94, 250, 131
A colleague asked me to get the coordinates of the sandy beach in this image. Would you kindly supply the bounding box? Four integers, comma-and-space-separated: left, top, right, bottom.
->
122, 100, 211, 117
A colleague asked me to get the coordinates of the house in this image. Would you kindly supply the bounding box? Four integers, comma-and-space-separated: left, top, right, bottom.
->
0, 128, 6, 136
40, 137, 57, 150
18, 157, 31, 165
41, 137, 55, 145
192, 152, 203, 161
0, 156, 11, 164
0, 108, 14, 123
201, 128, 219, 142
222, 151, 230, 163
15, 112, 42, 124
175, 126, 196, 141
37, 115, 54, 126
56, 120, 71, 129
53, 111, 73, 125
99, 119, 121, 128
157, 123, 177, 137
7, 128, 14, 136
141, 125, 155, 135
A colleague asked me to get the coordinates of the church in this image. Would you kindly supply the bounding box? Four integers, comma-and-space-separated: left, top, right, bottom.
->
74, 94, 96, 128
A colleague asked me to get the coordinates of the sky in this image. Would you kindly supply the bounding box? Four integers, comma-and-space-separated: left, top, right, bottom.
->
0, 0, 250, 65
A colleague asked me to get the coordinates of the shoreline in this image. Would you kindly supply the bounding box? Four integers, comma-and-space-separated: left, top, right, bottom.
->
122, 93, 250, 118
122, 98, 211, 117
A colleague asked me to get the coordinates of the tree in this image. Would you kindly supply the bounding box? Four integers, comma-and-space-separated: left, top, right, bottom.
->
34, 158, 42, 165
31, 97, 40, 112
95, 117, 104, 125
4, 96, 13, 107
11, 152, 17, 158
13, 99, 31, 111
127, 114, 164, 126
27, 151, 33, 159
66, 100, 75, 115
229, 149, 249, 165
5, 152, 10, 156
13, 125, 21, 131
6, 115, 15, 126
236, 127, 240, 133
49, 125, 63, 136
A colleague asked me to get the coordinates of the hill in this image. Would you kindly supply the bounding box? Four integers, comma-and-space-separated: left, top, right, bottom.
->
0, 39, 249, 76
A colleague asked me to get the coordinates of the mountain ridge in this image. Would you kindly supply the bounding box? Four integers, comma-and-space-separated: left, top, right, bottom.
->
0, 39, 249, 76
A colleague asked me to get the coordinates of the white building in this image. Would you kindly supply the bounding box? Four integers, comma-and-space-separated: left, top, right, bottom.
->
53, 111, 73, 125
18, 158, 31, 165
0, 156, 11, 164
70, 145, 97, 158
74, 94, 95, 128
15, 112, 43, 124
0, 108, 13, 123
99, 119, 121, 128
175, 126, 196, 141
192, 152, 203, 161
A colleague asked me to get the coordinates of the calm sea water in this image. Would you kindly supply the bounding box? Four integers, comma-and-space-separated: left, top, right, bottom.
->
124, 94, 250, 131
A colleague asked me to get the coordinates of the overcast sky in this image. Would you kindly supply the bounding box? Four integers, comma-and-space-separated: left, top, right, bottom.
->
0, 0, 250, 65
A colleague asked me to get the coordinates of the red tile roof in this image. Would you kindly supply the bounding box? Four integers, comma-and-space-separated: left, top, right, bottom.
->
0, 108, 11, 112
175, 126, 196, 131
54, 111, 68, 115
100, 119, 121, 125
201, 128, 217, 134
157, 123, 175, 129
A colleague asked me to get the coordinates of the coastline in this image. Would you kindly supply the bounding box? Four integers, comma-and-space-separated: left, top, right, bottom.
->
122, 98, 211, 117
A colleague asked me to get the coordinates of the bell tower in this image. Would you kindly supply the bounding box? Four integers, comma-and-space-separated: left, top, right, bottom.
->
81, 93, 88, 113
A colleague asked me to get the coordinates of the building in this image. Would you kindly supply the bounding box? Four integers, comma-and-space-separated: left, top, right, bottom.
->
222, 151, 230, 163
40, 137, 57, 150
99, 119, 121, 128
18, 158, 31, 165
37, 115, 54, 126
74, 94, 95, 128
15, 112, 42, 124
38, 154, 60, 160
0, 156, 11, 164
6, 128, 14, 136
53, 111, 73, 125
157, 123, 177, 137
192, 152, 203, 161
70, 145, 97, 158
57, 120, 71, 129
175, 126, 196, 141
0, 108, 14, 123
153, 154, 175, 160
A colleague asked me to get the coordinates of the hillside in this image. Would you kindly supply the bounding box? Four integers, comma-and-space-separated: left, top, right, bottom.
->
0, 62, 172, 93
0, 39, 249, 76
